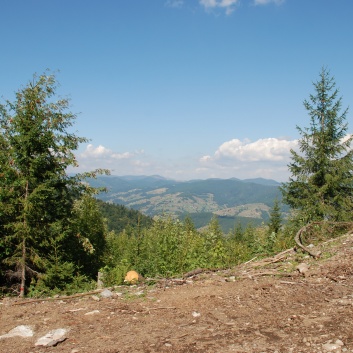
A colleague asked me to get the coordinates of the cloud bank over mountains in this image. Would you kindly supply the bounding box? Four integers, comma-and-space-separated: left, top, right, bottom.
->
202, 138, 297, 162
74, 137, 297, 182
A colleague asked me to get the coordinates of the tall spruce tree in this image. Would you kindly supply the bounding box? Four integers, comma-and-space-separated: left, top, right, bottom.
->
0, 73, 107, 296
281, 68, 353, 224
267, 198, 282, 235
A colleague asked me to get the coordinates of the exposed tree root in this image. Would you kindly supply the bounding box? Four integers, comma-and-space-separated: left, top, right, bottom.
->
294, 225, 322, 258
294, 221, 353, 258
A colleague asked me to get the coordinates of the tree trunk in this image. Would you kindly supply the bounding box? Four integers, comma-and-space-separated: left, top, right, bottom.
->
20, 238, 26, 298
19, 180, 29, 298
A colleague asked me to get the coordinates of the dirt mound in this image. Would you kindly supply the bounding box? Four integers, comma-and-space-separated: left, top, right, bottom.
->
1, 233, 353, 353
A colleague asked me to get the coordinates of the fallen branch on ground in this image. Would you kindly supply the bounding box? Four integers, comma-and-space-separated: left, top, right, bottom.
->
238, 271, 293, 279
10, 287, 116, 306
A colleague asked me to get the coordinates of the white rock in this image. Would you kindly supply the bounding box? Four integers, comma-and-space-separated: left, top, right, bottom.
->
322, 342, 342, 352
100, 289, 113, 298
296, 263, 309, 275
192, 311, 201, 317
91, 295, 100, 301
0, 325, 34, 339
85, 310, 100, 315
35, 328, 68, 347
335, 339, 344, 346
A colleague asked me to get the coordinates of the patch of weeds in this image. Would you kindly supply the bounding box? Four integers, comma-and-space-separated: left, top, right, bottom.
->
122, 289, 146, 301
319, 250, 335, 261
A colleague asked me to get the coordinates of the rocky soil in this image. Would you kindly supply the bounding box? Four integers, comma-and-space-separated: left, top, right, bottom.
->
1, 233, 353, 353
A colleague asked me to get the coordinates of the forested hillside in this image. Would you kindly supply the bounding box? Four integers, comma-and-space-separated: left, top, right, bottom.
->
97, 200, 153, 234
90, 175, 282, 230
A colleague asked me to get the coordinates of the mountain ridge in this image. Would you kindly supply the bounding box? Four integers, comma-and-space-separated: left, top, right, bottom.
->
90, 175, 284, 231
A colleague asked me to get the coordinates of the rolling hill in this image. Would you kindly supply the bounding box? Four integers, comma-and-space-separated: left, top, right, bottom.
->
90, 175, 284, 231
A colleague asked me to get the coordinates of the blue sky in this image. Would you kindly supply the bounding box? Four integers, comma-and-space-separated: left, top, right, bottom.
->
1, 0, 353, 181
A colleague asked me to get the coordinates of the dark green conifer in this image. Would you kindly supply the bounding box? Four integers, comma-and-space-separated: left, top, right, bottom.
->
268, 198, 282, 235
0, 73, 107, 296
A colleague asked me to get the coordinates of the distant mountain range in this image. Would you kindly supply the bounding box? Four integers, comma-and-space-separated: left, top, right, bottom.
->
90, 175, 284, 231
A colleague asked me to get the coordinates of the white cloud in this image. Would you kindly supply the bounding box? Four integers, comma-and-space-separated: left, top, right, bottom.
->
199, 137, 298, 181
199, 0, 284, 14
254, 0, 284, 5
199, 0, 239, 14
213, 137, 297, 162
71, 144, 149, 175
70, 138, 300, 182
81, 144, 134, 160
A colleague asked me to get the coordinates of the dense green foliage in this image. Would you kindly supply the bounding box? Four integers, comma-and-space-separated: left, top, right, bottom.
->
101, 215, 291, 286
96, 200, 153, 234
180, 212, 266, 233
281, 68, 353, 224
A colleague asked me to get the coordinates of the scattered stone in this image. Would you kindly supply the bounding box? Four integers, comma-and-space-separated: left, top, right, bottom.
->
192, 311, 201, 318
0, 325, 34, 339
335, 339, 344, 346
68, 308, 85, 312
100, 289, 113, 298
322, 339, 344, 352
35, 328, 68, 347
85, 310, 100, 315
296, 263, 309, 276
91, 295, 100, 301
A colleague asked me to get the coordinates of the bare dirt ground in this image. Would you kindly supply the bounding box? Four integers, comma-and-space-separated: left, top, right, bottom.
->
1, 233, 353, 353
